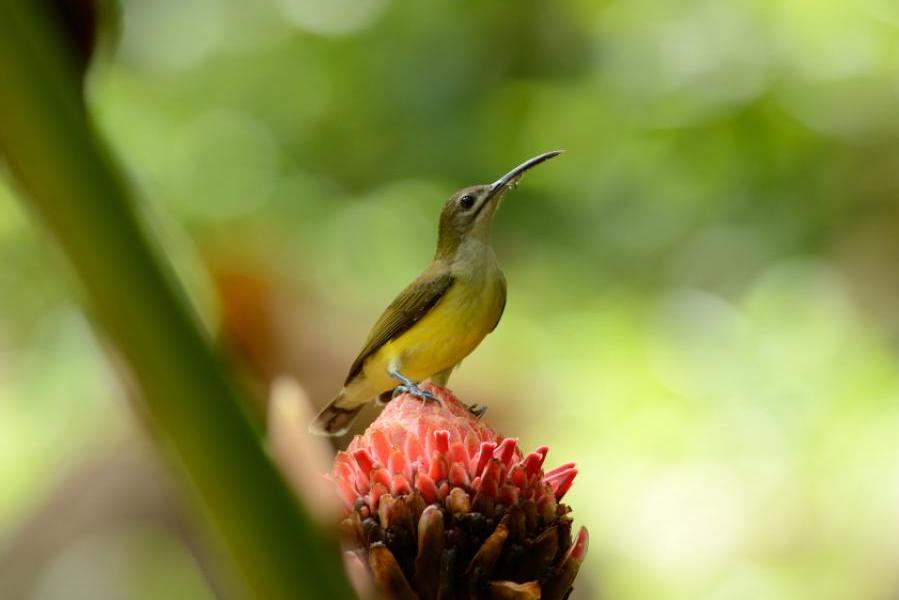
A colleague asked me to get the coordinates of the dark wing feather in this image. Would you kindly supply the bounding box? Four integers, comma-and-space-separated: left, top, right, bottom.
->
345, 268, 455, 384
489, 272, 507, 333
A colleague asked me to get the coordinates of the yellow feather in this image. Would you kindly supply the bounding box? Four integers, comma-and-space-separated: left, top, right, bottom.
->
362, 275, 505, 391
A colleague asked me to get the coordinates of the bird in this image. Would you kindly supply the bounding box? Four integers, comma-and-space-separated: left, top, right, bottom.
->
310, 150, 562, 436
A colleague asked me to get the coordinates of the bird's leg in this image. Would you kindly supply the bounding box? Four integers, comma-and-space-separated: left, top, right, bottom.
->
388, 368, 441, 405
466, 403, 488, 419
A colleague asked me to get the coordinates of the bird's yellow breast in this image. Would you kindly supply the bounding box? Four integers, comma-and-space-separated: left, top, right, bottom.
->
363, 273, 504, 391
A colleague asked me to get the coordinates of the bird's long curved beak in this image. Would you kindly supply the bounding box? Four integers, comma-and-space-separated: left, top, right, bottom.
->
487, 150, 563, 199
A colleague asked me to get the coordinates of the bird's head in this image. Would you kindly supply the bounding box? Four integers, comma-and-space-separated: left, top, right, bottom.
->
436, 150, 562, 258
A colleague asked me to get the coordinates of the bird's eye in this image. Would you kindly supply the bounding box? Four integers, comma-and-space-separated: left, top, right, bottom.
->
459, 194, 476, 210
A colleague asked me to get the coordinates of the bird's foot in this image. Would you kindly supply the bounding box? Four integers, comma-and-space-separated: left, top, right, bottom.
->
388, 368, 442, 405
392, 382, 441, 405
466, 403, 488, 419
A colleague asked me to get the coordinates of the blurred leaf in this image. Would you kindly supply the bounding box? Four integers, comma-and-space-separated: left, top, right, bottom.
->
0, 2, 354, 598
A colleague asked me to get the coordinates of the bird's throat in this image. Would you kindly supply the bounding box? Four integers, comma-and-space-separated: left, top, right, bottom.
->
450, 237, 498, 279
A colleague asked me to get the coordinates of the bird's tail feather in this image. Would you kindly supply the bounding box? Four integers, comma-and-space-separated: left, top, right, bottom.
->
309, 391, 363, 437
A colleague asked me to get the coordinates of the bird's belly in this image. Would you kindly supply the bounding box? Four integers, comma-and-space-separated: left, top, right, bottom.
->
363, 282, 502, 391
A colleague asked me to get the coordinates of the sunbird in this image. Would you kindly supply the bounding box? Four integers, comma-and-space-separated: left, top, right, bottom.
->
311, 151, 562, 436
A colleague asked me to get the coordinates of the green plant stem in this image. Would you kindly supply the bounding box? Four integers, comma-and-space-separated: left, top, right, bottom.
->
0, 3, 355, 598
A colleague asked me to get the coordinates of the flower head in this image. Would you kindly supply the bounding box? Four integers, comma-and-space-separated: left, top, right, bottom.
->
332, 384, 588, 599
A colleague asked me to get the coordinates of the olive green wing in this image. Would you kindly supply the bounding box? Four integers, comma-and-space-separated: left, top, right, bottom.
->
345, 268, 455, 385
489, 272, 507, 333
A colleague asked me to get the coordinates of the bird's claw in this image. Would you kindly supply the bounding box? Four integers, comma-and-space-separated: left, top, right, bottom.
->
467, 403, 488, 419
393, 383, 441, 405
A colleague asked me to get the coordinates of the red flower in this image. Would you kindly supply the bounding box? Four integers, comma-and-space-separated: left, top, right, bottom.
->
332, 384, 588, 599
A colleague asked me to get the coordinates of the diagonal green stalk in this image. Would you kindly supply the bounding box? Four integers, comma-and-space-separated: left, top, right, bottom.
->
0, 3, 355, 598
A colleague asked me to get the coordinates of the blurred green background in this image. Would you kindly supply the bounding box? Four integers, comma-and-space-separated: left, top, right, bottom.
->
4, 0, 899, 598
